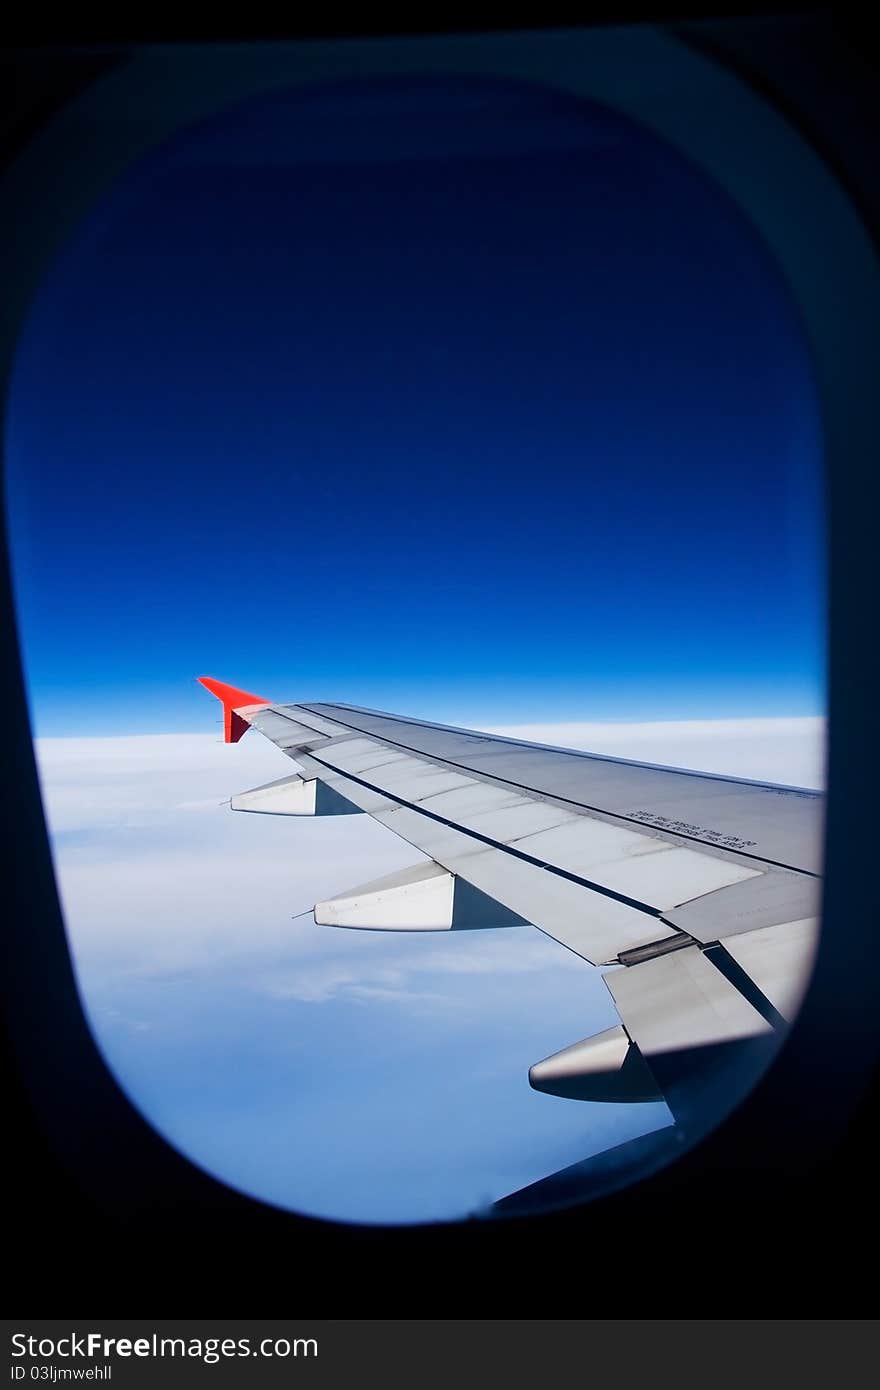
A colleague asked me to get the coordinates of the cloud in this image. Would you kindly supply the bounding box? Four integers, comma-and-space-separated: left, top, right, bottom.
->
37, 715, 825, 1000
31, 715, 822, 1222
261, 960, 454, 1010
480, 716, 826, 789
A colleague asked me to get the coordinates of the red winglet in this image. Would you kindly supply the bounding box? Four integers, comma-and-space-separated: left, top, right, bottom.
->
197, 676, 270, 743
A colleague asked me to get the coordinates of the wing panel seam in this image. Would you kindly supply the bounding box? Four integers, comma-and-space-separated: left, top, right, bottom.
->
288, 706, 820, 879
305, 749, 669, 922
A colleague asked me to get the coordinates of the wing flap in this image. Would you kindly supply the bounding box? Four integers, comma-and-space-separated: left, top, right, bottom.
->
717, 917, 819, 1020
664, 869, 820, 942
604, 945, 772, 1056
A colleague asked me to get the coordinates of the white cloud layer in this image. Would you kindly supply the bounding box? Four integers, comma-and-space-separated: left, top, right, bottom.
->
33, 714, 825, 1222
480, 717, 826, 789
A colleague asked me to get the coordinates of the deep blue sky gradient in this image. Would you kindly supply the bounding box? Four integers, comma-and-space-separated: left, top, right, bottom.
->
5, 76, 825, 734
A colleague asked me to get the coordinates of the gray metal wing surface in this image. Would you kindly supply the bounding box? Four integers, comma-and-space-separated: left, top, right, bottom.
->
200, 679, 823, 1142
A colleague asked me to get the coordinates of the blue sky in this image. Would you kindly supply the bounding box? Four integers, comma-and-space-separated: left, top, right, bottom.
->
5, 74, 824, 737
6, 74, 826, 1222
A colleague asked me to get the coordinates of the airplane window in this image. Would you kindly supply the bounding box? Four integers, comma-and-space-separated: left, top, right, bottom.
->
4, 69, 826, 1224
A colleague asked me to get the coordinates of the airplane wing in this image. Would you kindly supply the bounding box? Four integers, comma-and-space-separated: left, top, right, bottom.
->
198, 677, 822, 1136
